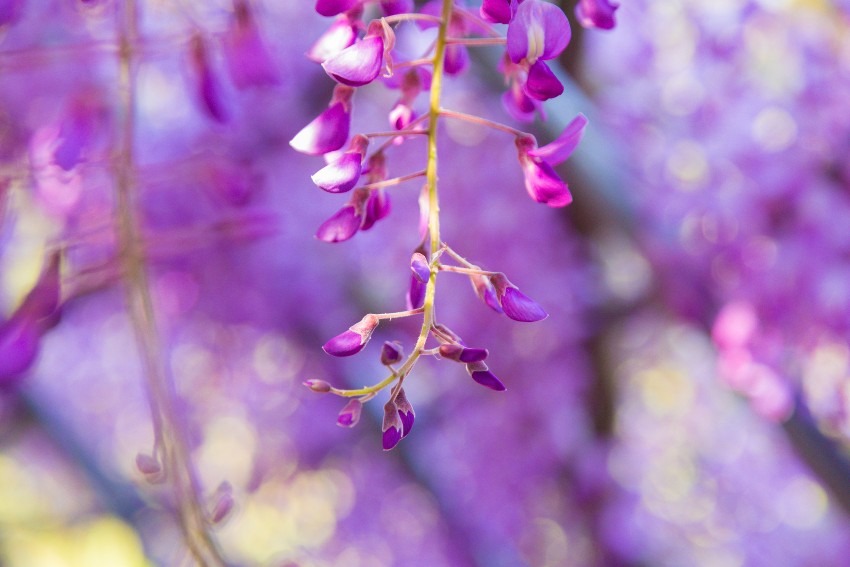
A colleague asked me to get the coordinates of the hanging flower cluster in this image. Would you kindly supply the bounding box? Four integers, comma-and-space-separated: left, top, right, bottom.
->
291, 0, 611, 450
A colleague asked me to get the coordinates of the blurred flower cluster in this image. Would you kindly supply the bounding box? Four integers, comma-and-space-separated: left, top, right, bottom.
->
0, 1, 848, 567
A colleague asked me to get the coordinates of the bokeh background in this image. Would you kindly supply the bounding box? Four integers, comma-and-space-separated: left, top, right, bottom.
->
2, 0, 850, 565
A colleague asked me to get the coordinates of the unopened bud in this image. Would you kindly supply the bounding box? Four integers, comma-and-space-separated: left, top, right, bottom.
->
380, 341, 404, 365
209, 481, 235, 524
303, 379, 332, 393
337, 398, 363, 428
322, 314, 379, 357
466, 361, 507, 391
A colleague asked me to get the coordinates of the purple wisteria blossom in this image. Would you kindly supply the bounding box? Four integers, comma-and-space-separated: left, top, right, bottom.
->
490, 273, 548, 322
315, 0, 359, 17
466, 361, 507, 391
322, 314, 379, 356
382, 399, 404, 450
515, 113, 587, 206
505, 0, 571, 101
290, 85, 353, 155
575, 0, 619, 30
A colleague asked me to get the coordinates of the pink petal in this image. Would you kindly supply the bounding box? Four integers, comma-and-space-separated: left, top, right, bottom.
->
322, 36, 384, 87
529, 113, 588, 165
575, 0, 618, 31
290, 101, 350, 156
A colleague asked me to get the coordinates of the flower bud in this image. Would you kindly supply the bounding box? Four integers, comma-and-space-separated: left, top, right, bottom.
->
466, 361, 507, 391
438, 343, 488, 363
381, 341, 404, 365
303, 379, 332, 393
322, 314, 379, 357
315, 0, 359, 17
491, 273, 548, 322
410, 252, 430, 283
382, 399, 403, 450
575, 0, 618, 30
337, 398, 363, 427
315, 203, 362, 242
394, 388, 415, 438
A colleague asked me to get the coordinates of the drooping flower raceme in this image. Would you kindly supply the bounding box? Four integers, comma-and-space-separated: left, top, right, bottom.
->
297, 0, 592, 450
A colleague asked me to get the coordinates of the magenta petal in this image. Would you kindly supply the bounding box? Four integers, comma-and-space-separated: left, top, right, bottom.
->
529, 113, 588, 165
444, 45, 469, 76
502, 83, 539, 123
322, 36, 384, 87
575, 0, 618, 30
459, 347, 489, 363
223, 7, 280, 89
521, 158, 572, 207
523, 60, 564, 101
315, 0, 359, 17
0, 316, 40, 384
502, 287, 548, 322
337, 398, 363, 427
308, 16, 358, 62
481, 0, 514, 24
290, 102, 350, 156
316, 205, 361, 242
311, 152, 361, 193
507, 0, 571, 64
361, 190, 391, 230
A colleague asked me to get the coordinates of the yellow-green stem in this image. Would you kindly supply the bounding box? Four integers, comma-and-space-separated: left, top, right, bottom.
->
334, 0, 454, 400
113, 3, 225, 565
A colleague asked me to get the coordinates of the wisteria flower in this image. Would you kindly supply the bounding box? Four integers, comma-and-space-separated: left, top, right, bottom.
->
504, 0, 571, 100
490, 273, 548, 322
322, 314, 379, 356
575, 0, 619, 30
337, 398, 363, 427
310, 135, 367, 193
322, 20, 393, 87
290, 85, 353, 155
466, 361, 507, 391
481, 0, 516, 24
439, 343, 489, 363
307, 15, 358, 63
382, 399, 403, 450
515, 113, 587, 207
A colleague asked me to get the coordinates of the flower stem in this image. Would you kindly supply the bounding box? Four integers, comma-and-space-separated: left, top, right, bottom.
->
336, 0, 455, 401
113, 3, 225, 565
439, 108, 527, 136
359, 170, 427, 191
438, 265, 499, 277
444, 37, 507, 46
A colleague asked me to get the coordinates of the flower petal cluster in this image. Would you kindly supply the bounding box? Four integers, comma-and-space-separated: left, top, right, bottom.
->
515, 113, 587, 207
